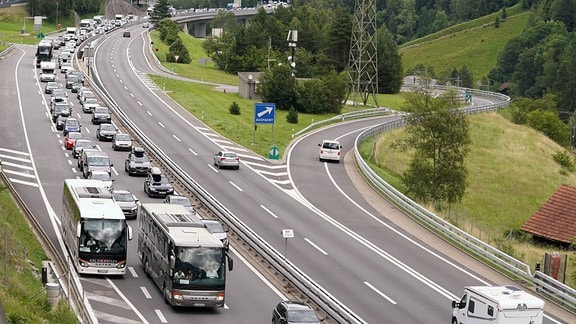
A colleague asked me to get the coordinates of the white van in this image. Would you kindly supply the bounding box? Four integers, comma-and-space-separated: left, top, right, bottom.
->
318, 139, 342, 163
451, 286, 544, 324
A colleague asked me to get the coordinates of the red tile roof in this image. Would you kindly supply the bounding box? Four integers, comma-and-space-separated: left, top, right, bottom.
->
521, 185, 576, 244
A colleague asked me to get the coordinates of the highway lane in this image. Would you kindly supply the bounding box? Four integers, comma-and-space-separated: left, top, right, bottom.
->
90, 25, 572, 324
2, 43, 289, 324
90, 26, 494, 324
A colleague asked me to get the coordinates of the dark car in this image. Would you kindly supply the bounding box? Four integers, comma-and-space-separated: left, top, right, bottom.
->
92, 106, 111, 124
272, 301, 324, 324
63, 117, 81, 135
144, 167, 174, 198
123, 31, 131, 37
125, 147, 152, 176
55, 115, 68, 130
96, 123, 117, 141
71, 82, 83, 93
111, 189, 139, 219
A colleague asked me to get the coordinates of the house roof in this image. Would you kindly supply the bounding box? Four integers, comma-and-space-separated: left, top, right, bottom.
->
520, 184, 576, 244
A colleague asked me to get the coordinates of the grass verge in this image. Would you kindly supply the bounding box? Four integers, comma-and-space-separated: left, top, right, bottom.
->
0, 178, 76, 323
360, 111, 576, 287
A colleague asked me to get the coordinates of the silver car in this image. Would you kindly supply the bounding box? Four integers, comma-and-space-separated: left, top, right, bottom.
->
111, 189, 139, 219
213, 151, 240, 170
202, 219, 229, 250
112, 133, 132, 151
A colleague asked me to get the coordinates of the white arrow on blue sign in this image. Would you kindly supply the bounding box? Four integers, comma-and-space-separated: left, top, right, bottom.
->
254, 103, 276, 124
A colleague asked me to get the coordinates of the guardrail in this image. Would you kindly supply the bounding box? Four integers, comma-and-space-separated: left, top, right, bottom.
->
0, 44, 15, 59
352, 86, 576, 314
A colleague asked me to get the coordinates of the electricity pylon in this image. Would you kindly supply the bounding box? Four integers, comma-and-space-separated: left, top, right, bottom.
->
347, 0, 379, 107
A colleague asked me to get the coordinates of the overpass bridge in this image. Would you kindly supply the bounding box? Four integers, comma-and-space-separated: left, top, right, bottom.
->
171, 7, 273, 38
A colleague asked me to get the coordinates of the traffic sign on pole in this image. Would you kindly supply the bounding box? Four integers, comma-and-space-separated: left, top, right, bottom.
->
254, 103, 275, 124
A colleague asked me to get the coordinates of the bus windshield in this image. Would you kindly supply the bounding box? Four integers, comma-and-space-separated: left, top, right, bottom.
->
173, 247, 226, 288
80, 219, 127, 253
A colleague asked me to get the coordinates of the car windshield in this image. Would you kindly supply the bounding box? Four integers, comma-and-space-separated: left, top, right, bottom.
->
68, 132, 82, 139
75, 140, 92, 148
204, 222, 224, 233
133, 156, 149, 163
287, 309, 319, 322
87, 156, 109, 166
55, 105, 69, 112
85, 98, 98, 104
223, 153, 236, 158
113, 192, 134, 202
151, 174, 169, 184
170, 197, 192, 206
90, 172, 111, 181
101, 125, 115, 131
95, 108, 109, 114
115, 134, 130, 141
323, 142, 339, 149
66, 119, 80, 127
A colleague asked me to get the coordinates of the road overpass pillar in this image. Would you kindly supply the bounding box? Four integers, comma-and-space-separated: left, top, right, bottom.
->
193, 22, 207, 38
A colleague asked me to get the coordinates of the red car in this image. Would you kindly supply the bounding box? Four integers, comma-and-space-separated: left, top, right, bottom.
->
64, 131, 83, 150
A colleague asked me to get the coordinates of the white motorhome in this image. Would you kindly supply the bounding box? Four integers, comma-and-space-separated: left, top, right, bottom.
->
39, 61, 56, 82
451, 286, 544, 324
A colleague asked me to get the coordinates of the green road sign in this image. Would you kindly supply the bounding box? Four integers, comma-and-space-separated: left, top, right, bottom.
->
38, 32, 45, 39
268, 146, 280, 160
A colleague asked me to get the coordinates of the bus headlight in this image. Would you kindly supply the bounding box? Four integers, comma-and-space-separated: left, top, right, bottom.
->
173, 291, 184, 300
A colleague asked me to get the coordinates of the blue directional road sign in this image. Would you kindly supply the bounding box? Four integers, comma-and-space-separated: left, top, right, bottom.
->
254, 103, 276, 124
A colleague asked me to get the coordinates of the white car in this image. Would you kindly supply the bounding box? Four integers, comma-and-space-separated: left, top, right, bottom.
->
87, 170, 114, 190
318, 140, 342, 163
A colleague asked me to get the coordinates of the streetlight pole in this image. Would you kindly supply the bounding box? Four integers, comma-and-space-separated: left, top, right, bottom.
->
287, 30, 297, 77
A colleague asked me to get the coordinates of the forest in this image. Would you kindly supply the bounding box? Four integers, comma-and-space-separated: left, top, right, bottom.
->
26, 0, 576, 144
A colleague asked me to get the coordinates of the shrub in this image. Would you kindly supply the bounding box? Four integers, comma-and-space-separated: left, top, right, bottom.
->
552, 151, 576, 172
286, 106, 298, 124
229, 102, 241, 115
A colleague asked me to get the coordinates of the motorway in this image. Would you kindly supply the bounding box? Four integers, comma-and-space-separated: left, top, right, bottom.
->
0, 24, 571, 324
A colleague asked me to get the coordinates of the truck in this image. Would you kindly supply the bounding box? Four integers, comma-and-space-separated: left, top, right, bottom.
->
451, 286, 544, 324
39, 61, 56, 82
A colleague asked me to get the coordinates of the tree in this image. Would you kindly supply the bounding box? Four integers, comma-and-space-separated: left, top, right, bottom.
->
325, 6, 352, 72
398, 88, 471, 207
166, 38, 191, 64
377, 27, 403, 94
150, 0, 172, 24
259, 64, 298, 111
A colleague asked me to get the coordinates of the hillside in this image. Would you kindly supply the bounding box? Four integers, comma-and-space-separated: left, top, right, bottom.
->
400, 11, 530, 81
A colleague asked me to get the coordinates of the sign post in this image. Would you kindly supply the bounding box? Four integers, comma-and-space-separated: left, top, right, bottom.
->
253, 102, 276, 146
281, 229, 294, 260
